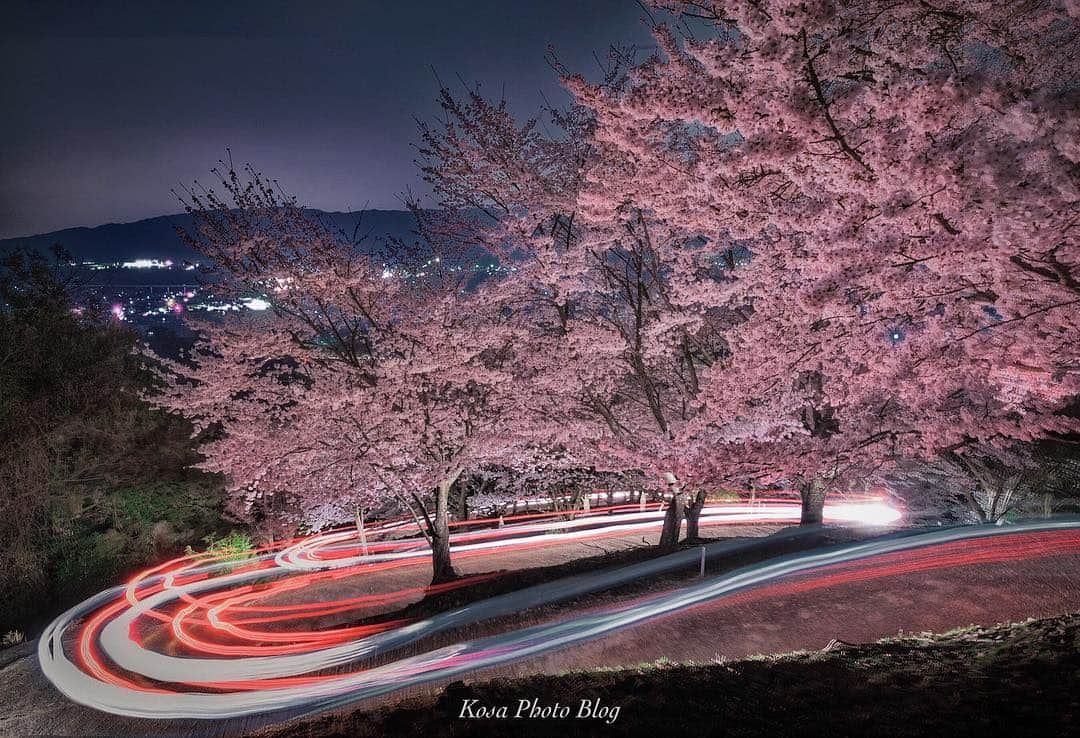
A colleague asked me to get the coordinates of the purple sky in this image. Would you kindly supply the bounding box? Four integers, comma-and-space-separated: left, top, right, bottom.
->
0, 1, 655, 239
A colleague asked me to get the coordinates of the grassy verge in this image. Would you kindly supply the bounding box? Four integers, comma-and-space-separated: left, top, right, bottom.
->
252, 612, 1080, 737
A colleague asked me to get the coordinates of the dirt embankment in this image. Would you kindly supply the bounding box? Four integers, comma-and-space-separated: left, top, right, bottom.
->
254, 613, 1080, 738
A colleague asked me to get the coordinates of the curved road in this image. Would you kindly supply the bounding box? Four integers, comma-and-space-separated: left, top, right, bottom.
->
6, 499, 1080, 736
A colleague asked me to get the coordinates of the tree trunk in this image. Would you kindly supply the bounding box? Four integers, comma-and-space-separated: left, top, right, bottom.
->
988, 473, 1022, 522
962, 488, 988, 523
566, 486, 582, 519
453, 478, 469, 521
800, 478, 827, 525
659, 473, 685, 550
955, 454, 1023, 523
430, 472, 460, 585
684, 488, 708, 541
354, 502, 369, 556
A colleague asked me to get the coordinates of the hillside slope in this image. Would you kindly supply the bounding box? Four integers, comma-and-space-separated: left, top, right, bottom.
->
254, 614, 1080, 738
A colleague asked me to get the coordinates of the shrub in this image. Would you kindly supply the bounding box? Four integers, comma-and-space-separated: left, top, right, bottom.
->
186, 530, 255, 574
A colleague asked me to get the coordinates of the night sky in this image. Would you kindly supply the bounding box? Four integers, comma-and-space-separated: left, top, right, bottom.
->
1, 1, 654, 239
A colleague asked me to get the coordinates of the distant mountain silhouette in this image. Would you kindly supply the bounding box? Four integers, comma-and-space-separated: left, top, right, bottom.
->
0, 209, 420, 263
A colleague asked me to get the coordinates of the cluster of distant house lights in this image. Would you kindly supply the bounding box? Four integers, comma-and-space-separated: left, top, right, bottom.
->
84, 259, 271, 323
79, 256, 510, 323
81, 257, 908, 345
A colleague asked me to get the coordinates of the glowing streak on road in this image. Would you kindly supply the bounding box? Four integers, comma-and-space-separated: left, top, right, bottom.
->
38, 498, 1079, 721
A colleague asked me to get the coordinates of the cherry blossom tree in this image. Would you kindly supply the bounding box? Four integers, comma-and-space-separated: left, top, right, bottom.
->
154, 164, 521, 583
416, 75, 751, 548
555, 0, 1080, 521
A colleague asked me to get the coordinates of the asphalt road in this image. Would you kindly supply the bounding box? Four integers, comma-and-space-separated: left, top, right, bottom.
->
4, 515, 1079, 737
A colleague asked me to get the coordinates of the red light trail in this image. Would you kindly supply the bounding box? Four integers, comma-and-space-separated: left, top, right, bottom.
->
37, 495, 1079, 720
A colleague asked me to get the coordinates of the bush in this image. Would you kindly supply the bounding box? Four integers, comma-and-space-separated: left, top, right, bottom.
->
186, 530, 255, 573
1, 630, 25, 649
1, 479, 230, 633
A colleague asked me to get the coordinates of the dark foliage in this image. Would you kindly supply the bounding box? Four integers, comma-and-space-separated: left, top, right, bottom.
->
0, 246, 227, 633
